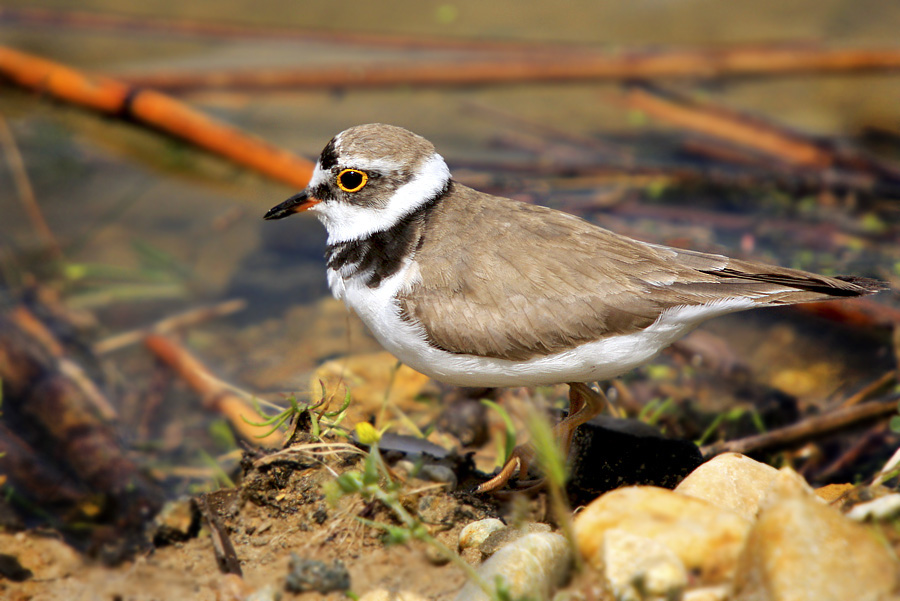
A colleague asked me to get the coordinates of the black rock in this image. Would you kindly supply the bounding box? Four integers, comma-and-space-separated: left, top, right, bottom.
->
566, 414, 703, 505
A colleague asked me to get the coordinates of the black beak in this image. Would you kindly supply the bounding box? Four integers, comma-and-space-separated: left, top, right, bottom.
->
264, 190, 321, 220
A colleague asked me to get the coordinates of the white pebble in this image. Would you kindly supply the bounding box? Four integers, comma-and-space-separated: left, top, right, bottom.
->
454, 532, 571, 601
458, 518, 506, 551
847, 493, 900, 521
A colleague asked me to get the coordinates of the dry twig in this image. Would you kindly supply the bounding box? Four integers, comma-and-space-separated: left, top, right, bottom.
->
837, 370, 897, 410
197, 493, 242, 576
701, 395, 899, 457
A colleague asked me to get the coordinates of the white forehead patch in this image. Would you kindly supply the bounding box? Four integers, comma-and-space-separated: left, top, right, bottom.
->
307, 162, 328, 190
338, 156, 406, 174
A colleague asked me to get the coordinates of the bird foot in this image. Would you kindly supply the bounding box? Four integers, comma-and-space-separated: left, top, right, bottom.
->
475, 382, 609, 493
475, 444, 537, 493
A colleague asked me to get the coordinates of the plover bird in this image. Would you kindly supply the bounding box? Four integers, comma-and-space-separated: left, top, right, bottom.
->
265, 123, 887, 491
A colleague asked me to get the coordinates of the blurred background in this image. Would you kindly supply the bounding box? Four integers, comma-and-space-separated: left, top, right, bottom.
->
1, 0, 899, 548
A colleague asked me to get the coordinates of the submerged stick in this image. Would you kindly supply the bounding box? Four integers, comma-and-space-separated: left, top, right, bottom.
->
0, 6, 572, 53
144, 334, 283, 447
8, 306, 117, 420
0, 114, 62, 259
625, 84, 834, 167
0, 46, 314, 188
94, 298, 246, 355
626, 84, 900, 185
108, 45, 900, 92
0, 308, 165, 523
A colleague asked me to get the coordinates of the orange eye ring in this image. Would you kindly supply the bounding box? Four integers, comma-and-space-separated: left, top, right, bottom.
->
336, 169, 368, 193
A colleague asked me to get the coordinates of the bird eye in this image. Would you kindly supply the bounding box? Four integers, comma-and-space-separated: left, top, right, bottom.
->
336, 169, 368, 193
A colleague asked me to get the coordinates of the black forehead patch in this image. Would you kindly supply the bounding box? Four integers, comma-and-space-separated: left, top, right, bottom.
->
318, 138, 339, 170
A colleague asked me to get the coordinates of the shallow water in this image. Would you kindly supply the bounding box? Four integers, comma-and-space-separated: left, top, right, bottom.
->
1, 0, 898, 495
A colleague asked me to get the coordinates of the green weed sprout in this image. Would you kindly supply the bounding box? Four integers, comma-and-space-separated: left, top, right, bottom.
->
524, 407, 581, 572
481, 399, 517, 466
637, 397, 675, 426
324, 430, 506, 601
695, 406, 766, 447
242, 386, 352, 441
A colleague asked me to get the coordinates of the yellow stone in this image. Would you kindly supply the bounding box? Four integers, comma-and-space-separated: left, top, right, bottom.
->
575, 486, 751, 584
732, 468, 900, 601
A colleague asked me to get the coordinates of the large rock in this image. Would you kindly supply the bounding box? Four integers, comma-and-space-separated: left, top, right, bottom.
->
574, 486, 750, 584
674, 453, 779, 520
731, 468, 900, 601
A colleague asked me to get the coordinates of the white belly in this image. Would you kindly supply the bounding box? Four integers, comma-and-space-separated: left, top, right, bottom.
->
328, 264, 756, 387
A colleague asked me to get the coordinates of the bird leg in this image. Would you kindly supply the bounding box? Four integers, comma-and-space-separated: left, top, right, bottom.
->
476, 382, 608, 493
556, 382, 607, 454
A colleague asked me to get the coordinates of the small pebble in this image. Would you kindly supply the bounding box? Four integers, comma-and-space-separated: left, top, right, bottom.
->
150, 497, 200, 546
458, 519, 506, 551
359, 590, 429, 601
419, 464, 457, 488
395, 460, 417, 478
454, 532, 572, 601
284, 553, 350, 594
479, 522, 551, 556
683, 585, 729, 601
394, 461, 457, 488
425, 535, 453, 566
813, 483, 855, 503
846, 493, 900, 521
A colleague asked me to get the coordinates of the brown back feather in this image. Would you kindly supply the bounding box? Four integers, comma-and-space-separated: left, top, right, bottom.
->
397, 184, 886, 361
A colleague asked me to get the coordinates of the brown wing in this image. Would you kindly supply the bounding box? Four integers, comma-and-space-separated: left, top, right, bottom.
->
397, 184, 884, 361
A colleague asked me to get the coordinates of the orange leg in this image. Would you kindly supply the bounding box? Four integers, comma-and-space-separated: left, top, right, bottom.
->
476, 382, 608, 493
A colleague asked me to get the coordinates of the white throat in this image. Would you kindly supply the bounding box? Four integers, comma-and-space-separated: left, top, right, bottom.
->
311, 152, 450, 244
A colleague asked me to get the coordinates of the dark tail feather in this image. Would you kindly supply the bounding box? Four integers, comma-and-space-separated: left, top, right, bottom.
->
833, 275, 891, 295
702, 267, 889, 299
